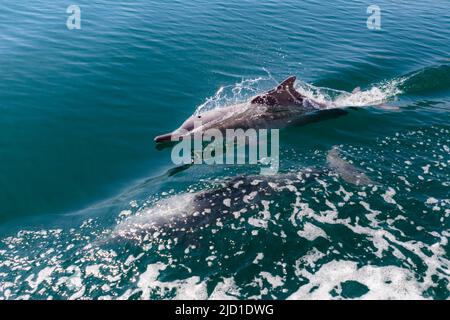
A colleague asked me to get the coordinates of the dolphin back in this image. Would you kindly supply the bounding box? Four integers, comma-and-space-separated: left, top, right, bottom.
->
251, 76, 305, 107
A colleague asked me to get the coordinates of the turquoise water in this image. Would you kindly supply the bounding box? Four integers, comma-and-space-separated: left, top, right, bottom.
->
0, 0, 449, 299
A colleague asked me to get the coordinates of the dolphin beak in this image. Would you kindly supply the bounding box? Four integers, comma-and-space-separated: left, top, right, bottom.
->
154, 133, 172, 143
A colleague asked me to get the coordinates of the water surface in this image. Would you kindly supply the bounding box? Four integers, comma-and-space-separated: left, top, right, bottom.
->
0, 0, 449, 299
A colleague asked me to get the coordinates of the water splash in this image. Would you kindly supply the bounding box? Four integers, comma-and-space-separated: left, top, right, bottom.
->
195, 72, 408, 115
296, 77, 406, 108
194, 76, 273, 115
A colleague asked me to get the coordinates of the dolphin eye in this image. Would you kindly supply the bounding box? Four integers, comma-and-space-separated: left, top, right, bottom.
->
197, 115, 201, 118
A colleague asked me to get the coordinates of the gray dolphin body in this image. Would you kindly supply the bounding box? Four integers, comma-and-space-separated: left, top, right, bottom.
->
113, 147, 374, 242
155, 76, 333, 143
326, 147, 375, 186
113, 169, 321, 241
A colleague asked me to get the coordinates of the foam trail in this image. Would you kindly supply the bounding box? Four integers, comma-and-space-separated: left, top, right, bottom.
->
295, 78, 407, 108
195, 73, 408, 115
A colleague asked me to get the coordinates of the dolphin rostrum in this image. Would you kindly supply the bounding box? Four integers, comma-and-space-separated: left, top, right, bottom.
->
154, 76, 336, 143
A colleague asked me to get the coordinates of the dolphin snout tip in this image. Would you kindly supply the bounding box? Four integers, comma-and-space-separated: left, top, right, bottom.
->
154, 133, 172, 143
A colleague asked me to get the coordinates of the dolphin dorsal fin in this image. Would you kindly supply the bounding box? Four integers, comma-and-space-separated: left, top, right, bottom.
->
278, 76, 297, 91
251, 76, 304, 106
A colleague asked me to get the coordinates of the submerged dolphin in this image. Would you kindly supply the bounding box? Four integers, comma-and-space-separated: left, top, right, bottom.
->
154, 76, 341, 143
113, 169, 321, 240
326, 147, 374, 186
113, 147, 374, 241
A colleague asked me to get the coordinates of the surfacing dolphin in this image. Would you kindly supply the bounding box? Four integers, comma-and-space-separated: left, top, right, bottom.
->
154, 76, 344, 143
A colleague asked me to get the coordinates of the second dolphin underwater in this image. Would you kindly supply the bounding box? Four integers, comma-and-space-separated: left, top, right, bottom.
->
113, 148, 374, 241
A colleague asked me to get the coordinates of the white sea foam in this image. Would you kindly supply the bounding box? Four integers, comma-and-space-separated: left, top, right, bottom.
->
195, 73, 406, 116
1, 128, 448, 300
297, 222, 328, 241
288, 261, 424, 300
209, 278, 239, 300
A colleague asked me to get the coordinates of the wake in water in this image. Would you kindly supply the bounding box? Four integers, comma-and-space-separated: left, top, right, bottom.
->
296, 79, 405, 109
195, 70, 407, 116
196, 64, 450, 116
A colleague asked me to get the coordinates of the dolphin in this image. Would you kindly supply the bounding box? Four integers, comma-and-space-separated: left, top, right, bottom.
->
112, 147, 374, 242
154, 76, 344, 143
113, 169, 321, 241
